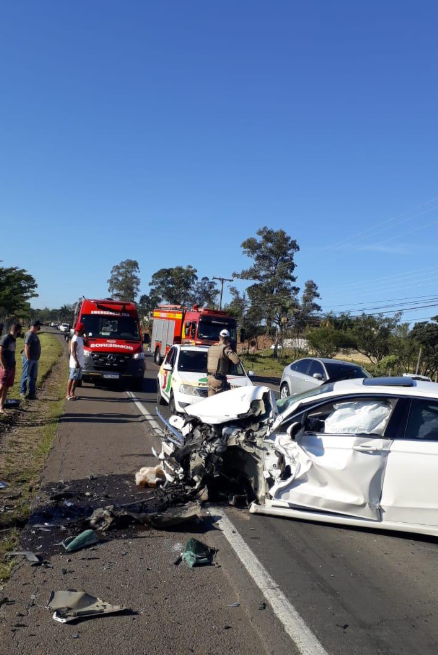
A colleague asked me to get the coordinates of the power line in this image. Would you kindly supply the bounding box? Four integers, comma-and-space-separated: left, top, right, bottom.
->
323, 264, 438, 292
358, 217, 438, 251
319, 194, 438, 253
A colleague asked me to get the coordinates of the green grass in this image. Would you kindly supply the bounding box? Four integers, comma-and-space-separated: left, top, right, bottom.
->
0, 332, 67, 584
241, 348, 303, 378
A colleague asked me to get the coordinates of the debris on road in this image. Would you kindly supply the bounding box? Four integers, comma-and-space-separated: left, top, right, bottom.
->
182, 537, 215, 567
148, 501, 201, 528
62, 529, 99, 552
228, 602, 240, 607
135, 465, 165, 487
0, 480, 8, 489
9, 551, 42, 566
48, 590, 125, 623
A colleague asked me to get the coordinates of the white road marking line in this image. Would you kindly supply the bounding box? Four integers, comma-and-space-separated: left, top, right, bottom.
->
126, 391, 162, 432
214, 508, 329, 655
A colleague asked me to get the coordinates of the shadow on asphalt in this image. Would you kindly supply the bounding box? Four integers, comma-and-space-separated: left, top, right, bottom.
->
59, 413, 142, 424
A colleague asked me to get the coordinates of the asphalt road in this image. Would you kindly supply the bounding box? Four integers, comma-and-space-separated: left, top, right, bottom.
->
2, 342, 438, 655
138, 355, 438, 655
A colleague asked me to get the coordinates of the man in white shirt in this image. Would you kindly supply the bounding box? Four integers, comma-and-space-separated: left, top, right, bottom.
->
66, 323, 86, 401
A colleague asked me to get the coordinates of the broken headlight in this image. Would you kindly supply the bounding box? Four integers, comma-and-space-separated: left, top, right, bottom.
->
179, 384, 205, 397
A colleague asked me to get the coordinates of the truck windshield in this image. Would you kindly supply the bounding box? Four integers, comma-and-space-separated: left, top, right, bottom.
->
198, 319, 237, 342
82, 315, 140, 341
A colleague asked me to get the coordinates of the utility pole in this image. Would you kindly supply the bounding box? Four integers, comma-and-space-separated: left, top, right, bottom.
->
213, 276, 233, 310
415, 347, 422, 375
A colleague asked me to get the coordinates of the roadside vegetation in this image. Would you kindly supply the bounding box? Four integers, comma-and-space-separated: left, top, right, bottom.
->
0, 332, 67, 583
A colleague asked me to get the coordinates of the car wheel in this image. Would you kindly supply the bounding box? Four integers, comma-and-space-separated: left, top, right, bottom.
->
154, 348, 162, 366
132, 377, 143, 391
280, 383, 290, 399
169, 393, 177, 415
157, 383, 167, 406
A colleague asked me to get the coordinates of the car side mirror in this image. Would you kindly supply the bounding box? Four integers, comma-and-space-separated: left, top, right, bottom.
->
163, 363, 172, 371
248, 370, 255, 377
313, 373, 323, 380
286, 422, 301, 440
240, 329, 246, 343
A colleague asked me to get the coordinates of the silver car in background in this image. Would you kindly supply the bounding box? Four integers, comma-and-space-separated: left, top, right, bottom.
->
280, 357, 371, 398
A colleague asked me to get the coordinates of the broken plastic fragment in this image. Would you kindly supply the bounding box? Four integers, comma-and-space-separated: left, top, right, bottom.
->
181, 538, 214, 568
0, 480, 8, 489
47, 590, 124, 623
9, 551, 42, 566
62, 530, 99, 552
135, 465, 165, 487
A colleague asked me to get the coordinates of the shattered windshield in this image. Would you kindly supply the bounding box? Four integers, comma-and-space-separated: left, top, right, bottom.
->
276, 383, 335, 414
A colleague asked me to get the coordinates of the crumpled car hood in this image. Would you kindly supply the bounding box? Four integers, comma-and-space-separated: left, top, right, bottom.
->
185, 385, 278, 424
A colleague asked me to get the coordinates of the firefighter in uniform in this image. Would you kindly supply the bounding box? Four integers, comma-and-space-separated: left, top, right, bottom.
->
207, 329, 240, 397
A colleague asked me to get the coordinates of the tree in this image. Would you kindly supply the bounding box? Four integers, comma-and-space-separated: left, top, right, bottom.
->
58, 304, 75, 322
138, 291, 162, 316
149, 266, 198, 305
411, 318, 438, 377
233, 227, 300, 332
108, 259, 141, 301
350, 313, 402, 364
307, 326, 355, 359
289, 279, 322, 334
0, 264, 38, 318
190, 277, 219, 307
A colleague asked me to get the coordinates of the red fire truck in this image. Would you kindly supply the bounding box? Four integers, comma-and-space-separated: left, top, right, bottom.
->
72, 298, 145, 389
151, 305, 237, 365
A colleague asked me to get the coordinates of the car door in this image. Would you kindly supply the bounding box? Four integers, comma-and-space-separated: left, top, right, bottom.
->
289, 359, 313, 394
381, 397, 438, 527
159, 347, 177, 401
270, 396, 397, 520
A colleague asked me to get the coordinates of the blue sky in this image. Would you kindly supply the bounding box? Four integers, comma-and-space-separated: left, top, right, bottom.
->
1, 1, 438, 325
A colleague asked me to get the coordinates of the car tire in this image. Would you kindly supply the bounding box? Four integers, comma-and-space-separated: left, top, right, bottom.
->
280, 383, 290, 399
169, 393, 177, 415
157, 383, 167, 406
132, 377, 144, 392
154, 348, 162, 366
76, 379, 83, 388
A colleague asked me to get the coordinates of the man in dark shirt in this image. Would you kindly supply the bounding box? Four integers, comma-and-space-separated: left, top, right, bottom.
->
0, 321, 22, 414
20, 319, 42, 400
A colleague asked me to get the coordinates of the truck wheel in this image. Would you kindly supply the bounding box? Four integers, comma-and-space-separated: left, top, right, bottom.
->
154, 348, 162, 366
157, 385, 167, 406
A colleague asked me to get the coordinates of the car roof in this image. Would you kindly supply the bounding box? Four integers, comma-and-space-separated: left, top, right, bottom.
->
296, 357, 365, 368
330, 377, 438, 398
176, 345, 209, 352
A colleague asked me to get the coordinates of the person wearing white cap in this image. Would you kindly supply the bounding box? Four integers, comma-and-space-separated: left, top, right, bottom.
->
207, 329, 240, 396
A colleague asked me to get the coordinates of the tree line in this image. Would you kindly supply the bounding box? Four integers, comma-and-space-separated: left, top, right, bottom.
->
2, 226, 438, 378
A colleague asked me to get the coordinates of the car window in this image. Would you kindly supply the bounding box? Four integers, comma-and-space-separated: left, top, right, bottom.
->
405, 399, 438, 441
308, 360, 325, 379
178, 350, 207, 372
324, 362, 371, 381
303, 397, 396, 436
292, 359, 310, 374
164, 348, 176, 367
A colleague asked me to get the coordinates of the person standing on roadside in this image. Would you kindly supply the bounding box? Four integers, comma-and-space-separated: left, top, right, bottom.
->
207, 329, 240, 396
20, 319, 42, 399
0, 321, 22, 414
66, 322, 85, 401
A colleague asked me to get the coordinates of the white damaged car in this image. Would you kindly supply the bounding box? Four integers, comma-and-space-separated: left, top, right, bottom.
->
155, 376, 438, 538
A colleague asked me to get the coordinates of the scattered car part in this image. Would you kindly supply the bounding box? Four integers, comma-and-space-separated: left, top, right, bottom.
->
47, 590, 125, 623
135, 465, 165, 487
62, 530, 99, 552
9, 551, 42, 566
182, 538, 215, 567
